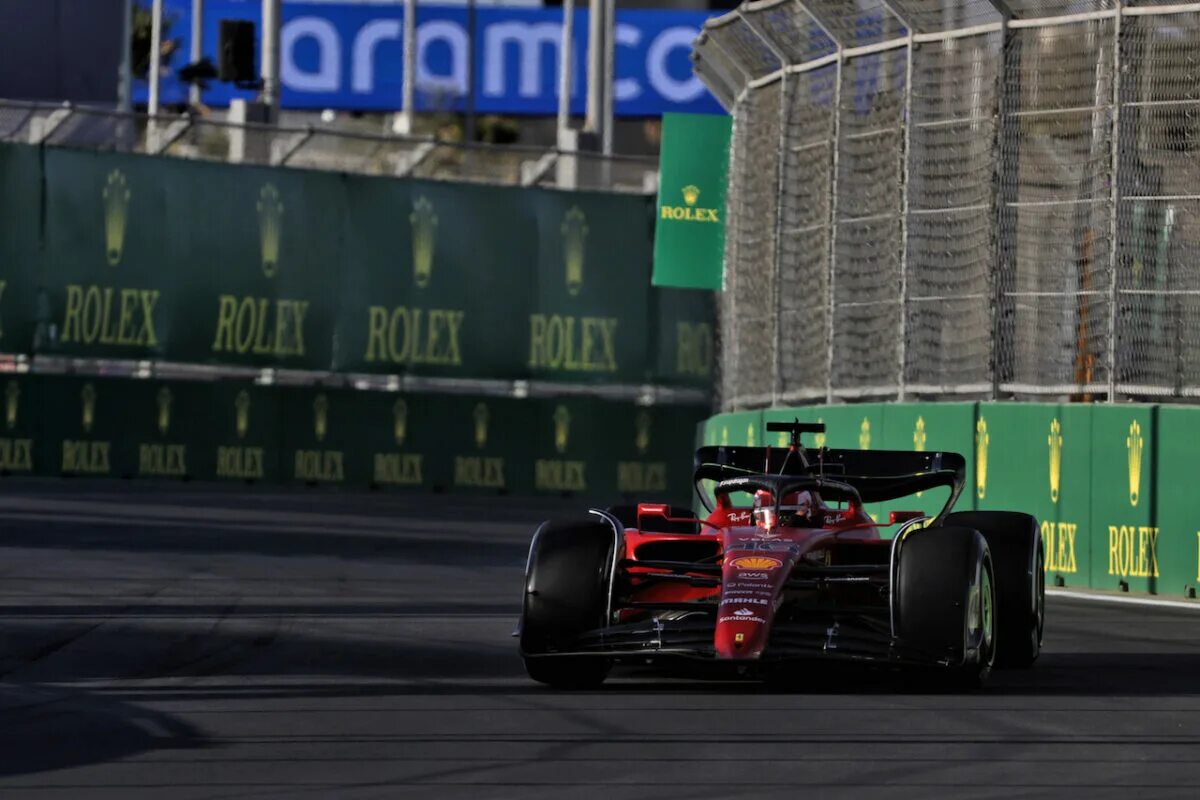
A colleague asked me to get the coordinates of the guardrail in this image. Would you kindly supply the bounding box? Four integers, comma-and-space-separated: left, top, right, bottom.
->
0, 99, 660, 195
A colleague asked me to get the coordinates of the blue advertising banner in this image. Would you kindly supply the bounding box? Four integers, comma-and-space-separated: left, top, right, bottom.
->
135, 1, 721, 116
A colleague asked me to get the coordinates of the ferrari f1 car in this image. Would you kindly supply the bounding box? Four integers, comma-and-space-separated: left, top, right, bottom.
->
517, 421, 1044, 688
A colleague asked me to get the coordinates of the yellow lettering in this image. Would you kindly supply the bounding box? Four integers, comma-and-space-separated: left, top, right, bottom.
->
528, 315, 619, 373
1109, 525, 1121, 576
294, 450, 344, 482
252, 297, 272, 354
213, 295, 237, 351
365, 306, 387, 361
98, 287, 117, 344
454, 456, 505, 488
138, 444, 187, 477
529, 315, 547, 368
373, 453, 424, 486
117, 289, 137, 344
0, 438, 33, 472
216, 446, 265, 479
61, 440, 110, 475
82, 286, 102, 342
63, 285, 84, 342
534, 459, 587, 492
138, 290, 159, 346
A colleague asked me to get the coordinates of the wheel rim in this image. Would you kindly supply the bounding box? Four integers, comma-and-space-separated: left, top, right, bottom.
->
980, 564, 995, 654
1034, 545, 1045, 647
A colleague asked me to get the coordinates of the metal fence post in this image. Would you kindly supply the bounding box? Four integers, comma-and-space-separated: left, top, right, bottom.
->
825, 48, 843, 406
985, 0, 1016, 401
1106, 1, 1124, 402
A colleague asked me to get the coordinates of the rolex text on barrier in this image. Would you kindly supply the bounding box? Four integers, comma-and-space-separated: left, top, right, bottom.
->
7, 143, 714, 384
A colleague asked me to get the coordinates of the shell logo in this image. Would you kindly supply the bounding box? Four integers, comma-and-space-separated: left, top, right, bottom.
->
729, 556, 782, 570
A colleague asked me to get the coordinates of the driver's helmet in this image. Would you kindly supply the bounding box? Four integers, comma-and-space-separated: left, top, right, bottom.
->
751, 489, 776, 529
779, 490, 817, 527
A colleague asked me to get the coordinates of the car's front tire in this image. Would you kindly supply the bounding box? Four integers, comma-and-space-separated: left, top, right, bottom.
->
897, 525, 996, 689
519, 517, 614, 688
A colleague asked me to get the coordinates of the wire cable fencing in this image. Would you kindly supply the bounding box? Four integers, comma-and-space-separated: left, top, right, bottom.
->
693, 0, 1200, 408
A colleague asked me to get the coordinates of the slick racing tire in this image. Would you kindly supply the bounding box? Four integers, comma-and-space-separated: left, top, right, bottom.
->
946, 511, 1044, 668
897, 525, 996, 689
520, 517, 614, 689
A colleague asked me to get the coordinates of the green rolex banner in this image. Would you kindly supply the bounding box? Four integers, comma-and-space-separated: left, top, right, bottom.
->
652, 112, 732, 291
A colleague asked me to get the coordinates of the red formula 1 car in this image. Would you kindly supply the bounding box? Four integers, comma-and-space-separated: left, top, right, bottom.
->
517, 421, 1045, 689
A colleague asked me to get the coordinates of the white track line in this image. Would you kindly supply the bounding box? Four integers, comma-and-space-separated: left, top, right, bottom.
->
1048, 587, 1200, 611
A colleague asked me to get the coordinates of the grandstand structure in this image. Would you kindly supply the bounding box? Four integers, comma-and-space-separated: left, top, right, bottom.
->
692, 0, 1200, 408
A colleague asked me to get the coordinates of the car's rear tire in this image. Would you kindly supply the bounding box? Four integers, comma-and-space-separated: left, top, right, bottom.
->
520, 517, 614, 688
946, 511, 1044, 668
897, 525, 996, 689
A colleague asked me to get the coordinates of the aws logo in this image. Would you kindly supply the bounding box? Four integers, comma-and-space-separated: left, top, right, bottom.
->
660, 184, 720, 223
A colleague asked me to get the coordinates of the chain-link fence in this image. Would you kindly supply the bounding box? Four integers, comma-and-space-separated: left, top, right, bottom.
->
0, 100, 658, 195
693, 0, 1200, 408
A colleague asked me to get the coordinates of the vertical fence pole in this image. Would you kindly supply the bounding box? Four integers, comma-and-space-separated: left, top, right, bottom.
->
897, 30, 915, 402
987, 0, 1016, 400
1106, 2, 1123, 402
826, 49, 843, 405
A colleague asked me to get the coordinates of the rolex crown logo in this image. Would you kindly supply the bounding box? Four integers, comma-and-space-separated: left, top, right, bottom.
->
235, 390, 251, 440
561, 206, 587, 297
4, 381, 18, 430
257, 183, 284, 278
313, 394, 329, 442
103, 169, 131, 266
81, 383, 96, 433
746, 423, 755, 447
553, 405, 571, 454
913, 416, 927, 452
635, 410, 651, 455
1048, 418, 1063, 504
975, 417, 989, 500
1127, 420, 1143, 507
473, 402, 489, 450
721, 426, 729, 446
814, 418, 826, 450
682, 185, 700, 206
859, 418, 871, 450
777, 431, 788, 447
410, 196, 437, 289
393, 398, 408, 447
157, 386, 173, 436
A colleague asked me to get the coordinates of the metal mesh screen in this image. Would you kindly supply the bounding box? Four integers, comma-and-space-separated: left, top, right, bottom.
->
906, 32, 1002, 394
778, 64, 837, 402
695, 0, 1200, 407
1116, 12, 1200, 397
724, 79, 783, 408
999, 19, 1115, 396
831, 45, 907, 396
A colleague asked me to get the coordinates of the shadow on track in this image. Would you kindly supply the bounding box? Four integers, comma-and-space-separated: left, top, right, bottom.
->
0, 683, 204, 778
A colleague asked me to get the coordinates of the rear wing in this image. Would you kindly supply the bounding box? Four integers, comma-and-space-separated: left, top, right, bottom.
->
693, 445, 966, 522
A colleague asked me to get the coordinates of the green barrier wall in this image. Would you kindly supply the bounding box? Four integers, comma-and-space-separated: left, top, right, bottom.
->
11, 374, 705, 503
0, 143, 713, 387
712, 401, 1200, 598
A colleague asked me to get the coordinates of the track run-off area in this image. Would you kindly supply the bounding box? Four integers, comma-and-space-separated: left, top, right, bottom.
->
0, 482, 1198, 799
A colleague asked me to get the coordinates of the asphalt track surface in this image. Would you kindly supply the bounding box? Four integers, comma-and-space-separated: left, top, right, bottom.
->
0, 482, 1199, 799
